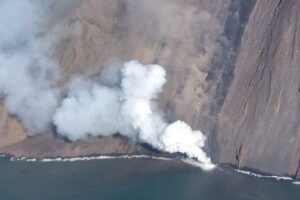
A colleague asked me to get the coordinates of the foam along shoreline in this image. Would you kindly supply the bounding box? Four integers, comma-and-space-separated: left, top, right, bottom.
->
9, 155, 172, 162
182, 158, 216, 171
4, 153, 300, 183
7, 154, 217, 171
232, 168, 300, 185
234, 168, 300, 183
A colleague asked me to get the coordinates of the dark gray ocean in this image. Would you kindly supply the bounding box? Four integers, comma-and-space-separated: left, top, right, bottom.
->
0, 156, 299, 200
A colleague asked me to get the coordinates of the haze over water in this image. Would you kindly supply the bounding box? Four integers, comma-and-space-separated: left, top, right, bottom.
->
0, 156, 299, 200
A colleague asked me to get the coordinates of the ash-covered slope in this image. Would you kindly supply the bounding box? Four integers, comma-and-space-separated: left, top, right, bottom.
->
0, 0, 232, 158
2, 0, 299, 179
218, 0, 300, 178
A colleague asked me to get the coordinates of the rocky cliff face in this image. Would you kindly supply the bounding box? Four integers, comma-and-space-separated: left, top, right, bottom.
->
218, 0, 300, 178
1, 0, 299, 179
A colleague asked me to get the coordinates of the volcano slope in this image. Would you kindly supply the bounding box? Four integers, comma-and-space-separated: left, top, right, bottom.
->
4, 0, 300, 179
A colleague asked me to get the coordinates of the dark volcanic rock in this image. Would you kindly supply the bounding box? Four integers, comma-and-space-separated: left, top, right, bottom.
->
218, 0, 300, 178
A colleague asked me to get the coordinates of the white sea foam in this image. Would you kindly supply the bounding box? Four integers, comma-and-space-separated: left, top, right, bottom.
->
26, 158, 37, 162
293, 181, 300, 185
235, 169, 293, 181
10, 155, 173, 163
182, 158, 216, 171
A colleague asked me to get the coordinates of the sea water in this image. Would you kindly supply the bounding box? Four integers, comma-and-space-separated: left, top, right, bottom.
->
0, 156, 299, 200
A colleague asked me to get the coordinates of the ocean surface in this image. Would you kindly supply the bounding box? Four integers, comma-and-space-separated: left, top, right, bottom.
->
0, 156, 299, 200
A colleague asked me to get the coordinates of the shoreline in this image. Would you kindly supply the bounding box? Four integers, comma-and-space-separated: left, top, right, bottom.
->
234, 168, 293, 181
9, 154, 173, 162
1, 153, 299, 184
226, 167, 300, 185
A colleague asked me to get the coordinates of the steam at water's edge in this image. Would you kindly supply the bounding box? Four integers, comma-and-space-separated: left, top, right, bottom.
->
0, 0, 214, 170
53, 61, 215, 170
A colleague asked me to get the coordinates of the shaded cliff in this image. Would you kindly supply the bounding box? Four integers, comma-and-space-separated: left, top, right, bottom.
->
218, 0, 300, 178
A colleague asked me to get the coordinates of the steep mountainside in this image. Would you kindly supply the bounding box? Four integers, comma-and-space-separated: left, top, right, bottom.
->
1, 0, 299, 179
218, 0, 300, 178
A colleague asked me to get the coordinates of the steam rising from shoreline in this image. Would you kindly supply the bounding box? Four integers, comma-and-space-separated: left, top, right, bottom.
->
0, 0, 214, 169
53, 61, 214, 169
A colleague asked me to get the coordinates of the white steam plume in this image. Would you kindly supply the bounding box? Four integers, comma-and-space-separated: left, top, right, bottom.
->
0, 1, 214, 169
0, 0, 60, 135
53, 61, 215, 169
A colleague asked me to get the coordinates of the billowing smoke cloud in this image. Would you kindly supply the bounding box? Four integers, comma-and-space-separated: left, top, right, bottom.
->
53, 61, 214, 169
0, 0, 60, 135
0, 0, 214, 169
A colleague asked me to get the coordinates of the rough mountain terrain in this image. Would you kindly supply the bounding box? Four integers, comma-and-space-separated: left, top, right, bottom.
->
218, 0, 300, 179
1, 0, 300, 179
